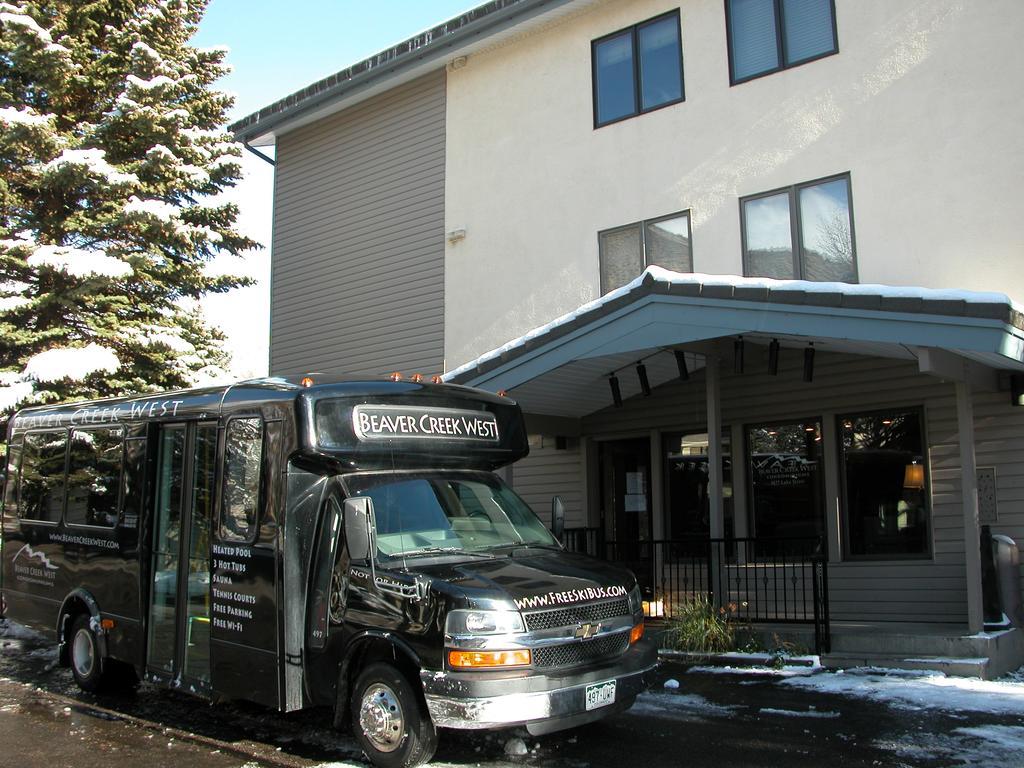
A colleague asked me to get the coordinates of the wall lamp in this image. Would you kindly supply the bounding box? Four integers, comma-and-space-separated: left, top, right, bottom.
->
636, 362, 651, 397
803, 344, 815, 383
675, 351, 689, 381
768, 339, 780, 376
608, 374, 623, 408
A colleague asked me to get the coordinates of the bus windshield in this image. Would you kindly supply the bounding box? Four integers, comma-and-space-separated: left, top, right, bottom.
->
342, 471, 559, 558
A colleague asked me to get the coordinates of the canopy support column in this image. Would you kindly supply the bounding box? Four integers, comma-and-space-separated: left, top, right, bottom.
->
955, 376, 984, 633
706, 352, 724, 605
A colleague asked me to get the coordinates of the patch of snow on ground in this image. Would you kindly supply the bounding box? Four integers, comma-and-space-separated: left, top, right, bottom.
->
630, 691, 740, 720
663, 678, 680, 689
504, 737, 528, 756
688, 664, 820, 677
876, 725, 1024, 767
0, 620, 44, 641
758, 707, 841, 719
780, 668, 1024, 716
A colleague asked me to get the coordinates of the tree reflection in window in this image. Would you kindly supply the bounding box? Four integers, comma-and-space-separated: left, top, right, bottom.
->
66, 427, 123, 527
220, 418, 263, 542
19, 432, 68, 523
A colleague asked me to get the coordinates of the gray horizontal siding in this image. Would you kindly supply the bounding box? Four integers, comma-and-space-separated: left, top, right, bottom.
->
270, 70, 446, 378
579, 350, 1015, 625
512, 440, 585, 529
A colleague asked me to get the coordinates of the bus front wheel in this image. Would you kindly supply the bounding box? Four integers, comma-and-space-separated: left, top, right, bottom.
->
351, 662, 437, 768
69, 614, 105, 693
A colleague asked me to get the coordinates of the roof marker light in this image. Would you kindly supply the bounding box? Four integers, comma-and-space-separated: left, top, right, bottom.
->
389, 372, 403, 382
410, 373, 424, 383
431, 375, 443, 384
300, 376, 314, 388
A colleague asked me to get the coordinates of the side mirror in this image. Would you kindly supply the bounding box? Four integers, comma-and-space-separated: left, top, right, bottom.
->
344, 497, 376, 562
551, 495, 566, 542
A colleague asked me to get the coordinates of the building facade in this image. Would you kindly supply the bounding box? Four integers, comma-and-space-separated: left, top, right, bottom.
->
232, 0, 1024, 672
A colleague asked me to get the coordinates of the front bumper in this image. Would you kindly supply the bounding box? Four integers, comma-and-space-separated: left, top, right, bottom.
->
420, 638, 658, 732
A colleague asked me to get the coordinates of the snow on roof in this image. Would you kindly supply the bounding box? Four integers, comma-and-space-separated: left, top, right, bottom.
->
444, 266, 1023, 383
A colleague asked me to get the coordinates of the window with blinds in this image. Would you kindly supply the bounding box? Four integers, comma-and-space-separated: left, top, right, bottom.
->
726, 0, 837, 84
599, 211, 692, 295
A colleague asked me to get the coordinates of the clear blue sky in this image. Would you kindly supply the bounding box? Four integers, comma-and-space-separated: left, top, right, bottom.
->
193, 0, 477, 122
190, 1, 475, 376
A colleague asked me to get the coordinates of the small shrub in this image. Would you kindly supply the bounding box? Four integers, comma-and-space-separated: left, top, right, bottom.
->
661, 595, 736, 654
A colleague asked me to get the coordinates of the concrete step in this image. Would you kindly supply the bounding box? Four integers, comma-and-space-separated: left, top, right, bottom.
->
822, 651, 989, 679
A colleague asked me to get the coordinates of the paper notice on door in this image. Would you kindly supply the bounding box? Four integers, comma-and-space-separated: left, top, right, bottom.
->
624, 493, 646, 512
626, 472, 646, 495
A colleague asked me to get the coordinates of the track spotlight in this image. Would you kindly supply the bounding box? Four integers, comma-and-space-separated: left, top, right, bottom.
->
674, 351, 689, 381
768, 339, 780, 376
803, 344, 815, 383
609, 375, 623, 408
636, 363, 651, 397
734, 337, 745, 374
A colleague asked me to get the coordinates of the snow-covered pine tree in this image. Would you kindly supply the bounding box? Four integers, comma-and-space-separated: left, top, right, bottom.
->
0, 0, 256, 422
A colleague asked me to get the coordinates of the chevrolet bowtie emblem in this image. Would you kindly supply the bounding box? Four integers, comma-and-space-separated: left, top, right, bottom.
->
574, 622, 601, 639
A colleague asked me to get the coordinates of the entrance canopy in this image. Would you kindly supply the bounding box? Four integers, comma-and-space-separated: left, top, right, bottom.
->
445, 267, 1024, 417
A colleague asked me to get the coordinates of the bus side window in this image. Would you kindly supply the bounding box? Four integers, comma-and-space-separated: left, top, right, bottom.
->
3, 440, 22, 521
66, 427, 123, 528
20, 431, 67, 524
220, 417, 263, 542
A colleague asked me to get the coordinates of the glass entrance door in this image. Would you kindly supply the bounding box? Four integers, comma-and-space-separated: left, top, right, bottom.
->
599, 438, 652, 593
146, 423, 216, 690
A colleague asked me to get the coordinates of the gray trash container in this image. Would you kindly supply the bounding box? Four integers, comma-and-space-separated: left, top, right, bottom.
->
992, 534, 1023, 627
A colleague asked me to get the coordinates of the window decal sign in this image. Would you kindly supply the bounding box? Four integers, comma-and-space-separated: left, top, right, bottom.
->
352, 405, 499, 443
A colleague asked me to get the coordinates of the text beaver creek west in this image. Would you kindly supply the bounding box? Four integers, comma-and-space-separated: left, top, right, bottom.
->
353, 405, 499, 442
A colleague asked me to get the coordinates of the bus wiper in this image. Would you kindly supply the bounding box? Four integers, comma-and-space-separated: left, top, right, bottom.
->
392, 546, 494, 559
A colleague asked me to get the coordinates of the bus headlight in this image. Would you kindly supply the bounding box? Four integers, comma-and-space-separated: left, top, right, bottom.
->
446, 609, 525, 636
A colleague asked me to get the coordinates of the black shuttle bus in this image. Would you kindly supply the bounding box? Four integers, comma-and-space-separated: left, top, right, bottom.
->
0, 378, 656, 767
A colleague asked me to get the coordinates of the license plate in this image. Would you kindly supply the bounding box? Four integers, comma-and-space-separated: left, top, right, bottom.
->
585, 680, 616, 711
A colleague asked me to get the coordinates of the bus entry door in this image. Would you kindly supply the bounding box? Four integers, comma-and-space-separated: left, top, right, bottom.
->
146, 423, 216, 692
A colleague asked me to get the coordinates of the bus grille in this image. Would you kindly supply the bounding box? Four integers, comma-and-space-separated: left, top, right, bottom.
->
523, 598, 630, 632
532, 632, 630, 669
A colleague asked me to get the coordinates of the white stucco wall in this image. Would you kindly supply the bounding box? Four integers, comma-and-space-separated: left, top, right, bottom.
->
443, 0, 1024, 370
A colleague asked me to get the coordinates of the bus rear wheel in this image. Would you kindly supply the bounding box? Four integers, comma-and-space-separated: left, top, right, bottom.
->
351, 662, 437, 768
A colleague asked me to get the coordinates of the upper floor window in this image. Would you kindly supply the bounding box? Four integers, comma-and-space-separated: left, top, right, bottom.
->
726, 0, 838, 84
741, 174, 856, 282
592, 11, 684, 127
599, 211, 691, 294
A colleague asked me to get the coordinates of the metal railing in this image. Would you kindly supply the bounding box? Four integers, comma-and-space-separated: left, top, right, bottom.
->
563, 530, 831, 654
